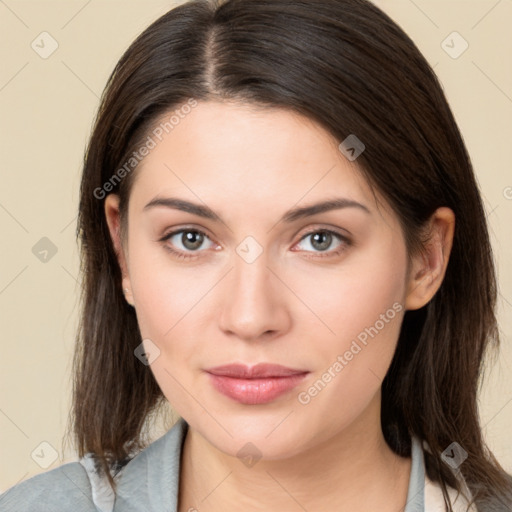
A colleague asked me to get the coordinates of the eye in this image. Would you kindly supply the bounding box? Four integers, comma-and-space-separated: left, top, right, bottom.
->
159, 227, 351, 261
294, 229, 351, 258
159, 228, 217, 260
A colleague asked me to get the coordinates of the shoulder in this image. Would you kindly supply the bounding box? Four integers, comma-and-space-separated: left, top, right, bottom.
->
420, 438, 477, 512
0, 418, 188, 512
415, 437, 478, 512
112, 418, 188, 511
0, 461, 97, 512
425, 472, 478, 512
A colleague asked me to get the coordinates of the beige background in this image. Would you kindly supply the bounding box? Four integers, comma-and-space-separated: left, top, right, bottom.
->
1, 0, 511, 491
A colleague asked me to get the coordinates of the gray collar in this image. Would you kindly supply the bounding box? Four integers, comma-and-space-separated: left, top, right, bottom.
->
405, 435, 426, 511
112, 418, 425, 512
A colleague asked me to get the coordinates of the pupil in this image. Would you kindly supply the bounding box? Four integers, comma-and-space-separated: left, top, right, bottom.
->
312, 232, 331, 251
183, 231, 203, 250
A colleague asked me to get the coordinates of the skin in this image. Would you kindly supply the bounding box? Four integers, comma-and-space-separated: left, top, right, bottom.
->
105, 100, 455, 511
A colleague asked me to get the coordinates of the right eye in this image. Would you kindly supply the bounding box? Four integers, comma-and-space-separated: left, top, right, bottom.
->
159, 228, 218, 260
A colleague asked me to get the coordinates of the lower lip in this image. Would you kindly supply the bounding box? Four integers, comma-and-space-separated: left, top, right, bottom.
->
207, 372, 309, 405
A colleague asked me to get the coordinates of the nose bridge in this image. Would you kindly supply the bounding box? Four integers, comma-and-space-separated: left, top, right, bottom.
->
218, 240, 288, 340
232, 234, 272, 298
233, 247, 271, 299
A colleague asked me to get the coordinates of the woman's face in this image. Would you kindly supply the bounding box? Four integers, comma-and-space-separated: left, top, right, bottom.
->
109, 100, 414, 459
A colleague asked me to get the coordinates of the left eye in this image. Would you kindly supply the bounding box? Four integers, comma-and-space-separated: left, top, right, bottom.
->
295, 230, 348, 255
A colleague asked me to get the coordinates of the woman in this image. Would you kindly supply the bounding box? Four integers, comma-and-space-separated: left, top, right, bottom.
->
2, 0, 511, 510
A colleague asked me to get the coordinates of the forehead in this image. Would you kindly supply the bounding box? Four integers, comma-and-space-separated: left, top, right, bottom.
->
129, 100, 391, 224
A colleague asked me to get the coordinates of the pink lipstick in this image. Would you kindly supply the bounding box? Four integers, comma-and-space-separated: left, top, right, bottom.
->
205, 363, 309, 405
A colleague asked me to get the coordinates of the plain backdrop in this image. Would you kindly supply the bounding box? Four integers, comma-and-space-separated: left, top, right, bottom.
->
1, 0, 511, 491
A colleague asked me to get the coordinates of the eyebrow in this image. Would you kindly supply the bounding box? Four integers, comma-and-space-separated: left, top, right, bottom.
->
143, 196, 371, 223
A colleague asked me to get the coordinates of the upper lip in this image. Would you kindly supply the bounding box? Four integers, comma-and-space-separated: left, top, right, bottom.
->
205, 363, 309, 379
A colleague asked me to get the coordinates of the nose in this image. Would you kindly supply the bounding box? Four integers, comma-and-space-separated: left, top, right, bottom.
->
218, 250, 291, 342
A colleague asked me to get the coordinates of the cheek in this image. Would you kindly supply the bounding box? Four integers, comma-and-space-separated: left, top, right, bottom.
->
127, 246, 209, 409
127, 232, 207, 337
288, 238, 407, 359
127, 238, 224, 403
290, 241, 407, 430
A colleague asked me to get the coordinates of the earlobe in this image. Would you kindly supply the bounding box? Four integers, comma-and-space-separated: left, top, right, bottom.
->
104, 194, 133, 304
122, 283, 135, 307
404, 207, 455, 311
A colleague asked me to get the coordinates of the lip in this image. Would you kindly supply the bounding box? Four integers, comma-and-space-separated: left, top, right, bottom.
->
205, 363, 309, 405
207, 363, 308, 379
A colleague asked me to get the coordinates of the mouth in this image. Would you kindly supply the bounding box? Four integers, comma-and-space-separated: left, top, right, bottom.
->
205, 363, 310, 405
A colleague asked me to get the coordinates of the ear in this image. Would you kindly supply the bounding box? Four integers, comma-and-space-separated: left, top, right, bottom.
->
404, 207, 455, 311
104, 194, 134, 306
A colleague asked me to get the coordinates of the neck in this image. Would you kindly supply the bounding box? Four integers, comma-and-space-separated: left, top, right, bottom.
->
178, 392, 411, 512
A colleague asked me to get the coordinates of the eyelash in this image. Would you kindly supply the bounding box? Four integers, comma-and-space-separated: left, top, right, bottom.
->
158, 227, 352, 261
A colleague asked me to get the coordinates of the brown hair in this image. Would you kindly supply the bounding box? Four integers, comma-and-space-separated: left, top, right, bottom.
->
69, 0, 512, 509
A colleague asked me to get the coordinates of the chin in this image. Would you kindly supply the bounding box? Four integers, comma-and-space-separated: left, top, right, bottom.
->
191, 407, 322, 460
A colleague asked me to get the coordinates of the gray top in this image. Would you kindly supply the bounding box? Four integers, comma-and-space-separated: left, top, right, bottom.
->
0, 418, 440, 512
